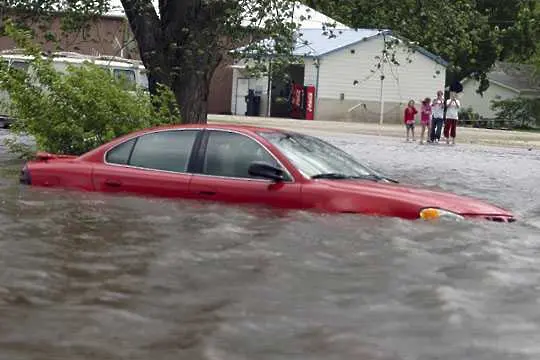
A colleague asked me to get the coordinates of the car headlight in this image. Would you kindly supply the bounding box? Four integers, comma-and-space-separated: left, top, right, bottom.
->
419, 208, 464, 221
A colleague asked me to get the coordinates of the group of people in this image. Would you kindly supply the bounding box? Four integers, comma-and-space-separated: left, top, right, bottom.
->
403, 90, 461, 145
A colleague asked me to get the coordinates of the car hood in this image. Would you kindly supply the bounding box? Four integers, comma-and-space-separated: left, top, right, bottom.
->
318, 179, 513, 217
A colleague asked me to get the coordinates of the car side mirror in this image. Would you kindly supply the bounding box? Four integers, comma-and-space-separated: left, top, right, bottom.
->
248, 161, 285, 182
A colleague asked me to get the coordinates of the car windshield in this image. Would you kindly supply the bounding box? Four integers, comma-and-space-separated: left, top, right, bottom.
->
258, 131, 381, 179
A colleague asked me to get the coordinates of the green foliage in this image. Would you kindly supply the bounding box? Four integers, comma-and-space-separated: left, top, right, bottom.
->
0, 20, 181, 157
3, 0, 111, 33
458, 106, 481, 126
501, 1, 540, 62
491, 97, 540, 129
0, 97, 11, 117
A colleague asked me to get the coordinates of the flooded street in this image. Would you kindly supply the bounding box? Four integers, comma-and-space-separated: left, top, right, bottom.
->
1, 129, 539, 360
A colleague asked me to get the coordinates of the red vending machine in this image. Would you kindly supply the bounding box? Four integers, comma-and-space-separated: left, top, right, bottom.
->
305, 85, 316, 120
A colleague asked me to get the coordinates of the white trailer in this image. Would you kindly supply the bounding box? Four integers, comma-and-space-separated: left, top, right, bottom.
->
0, 50, 149, 128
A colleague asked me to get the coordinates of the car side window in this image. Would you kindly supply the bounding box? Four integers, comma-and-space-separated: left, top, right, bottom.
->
203, 131, 281, 179
106, 138, 137, 165
128, 130, 198, 173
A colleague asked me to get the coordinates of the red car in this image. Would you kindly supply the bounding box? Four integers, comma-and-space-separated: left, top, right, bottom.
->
20, 124, 515, 222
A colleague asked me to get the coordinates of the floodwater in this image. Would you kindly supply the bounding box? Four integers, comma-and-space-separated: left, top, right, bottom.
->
1, 129, 540, 360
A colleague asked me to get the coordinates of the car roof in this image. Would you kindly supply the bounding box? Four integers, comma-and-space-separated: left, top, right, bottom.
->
142, 123, 287, 134
79, 123, 292, 162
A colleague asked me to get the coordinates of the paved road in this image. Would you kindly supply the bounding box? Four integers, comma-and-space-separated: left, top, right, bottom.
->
208, 115, 540, 149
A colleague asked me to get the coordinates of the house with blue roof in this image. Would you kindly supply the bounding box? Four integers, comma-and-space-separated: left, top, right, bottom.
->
231, 26, 448, 123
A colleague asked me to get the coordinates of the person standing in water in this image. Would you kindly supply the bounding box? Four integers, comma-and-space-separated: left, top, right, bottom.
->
444, 92, 460, 145
404, 100, 418, 142
430, 90, 445, 143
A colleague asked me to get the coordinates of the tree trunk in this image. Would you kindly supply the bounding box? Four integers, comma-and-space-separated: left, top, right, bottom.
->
168, 52, 222, 124
172, 73, 212, 124
120, 0, 226, 124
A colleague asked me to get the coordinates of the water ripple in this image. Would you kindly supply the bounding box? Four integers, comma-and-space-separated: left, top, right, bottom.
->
0, 133, 539, 359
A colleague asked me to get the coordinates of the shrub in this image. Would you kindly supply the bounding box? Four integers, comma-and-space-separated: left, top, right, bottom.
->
491, 97, 540, 129
0, 20, 181, 158
458, 106, 481, 127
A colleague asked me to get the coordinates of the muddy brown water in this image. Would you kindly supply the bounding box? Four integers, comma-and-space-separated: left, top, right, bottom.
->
1, 130, 540, 360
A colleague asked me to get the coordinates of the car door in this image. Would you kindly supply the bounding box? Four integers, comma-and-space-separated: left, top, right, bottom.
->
92, 129, 201, 198
189, 129, 303, 209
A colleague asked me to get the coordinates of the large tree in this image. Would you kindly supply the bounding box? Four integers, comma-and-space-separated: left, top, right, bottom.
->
502, 0, 540, 64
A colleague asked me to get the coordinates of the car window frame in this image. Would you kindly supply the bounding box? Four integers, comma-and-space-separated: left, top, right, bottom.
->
195, 128, 295, 183
9, 60, 30, 73
103, 128, 204, 174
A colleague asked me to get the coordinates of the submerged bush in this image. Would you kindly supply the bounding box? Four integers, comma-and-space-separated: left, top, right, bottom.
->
0, 20, 181, 158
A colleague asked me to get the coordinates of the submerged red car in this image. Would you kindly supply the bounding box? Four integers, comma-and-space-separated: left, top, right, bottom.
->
20, 124, 515, 222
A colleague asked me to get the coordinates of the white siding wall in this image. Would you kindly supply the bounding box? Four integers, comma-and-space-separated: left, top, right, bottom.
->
460, 79, 518, 119
230, 63, 269, 116
303, 59, 318, 86
317, 36, 446, 104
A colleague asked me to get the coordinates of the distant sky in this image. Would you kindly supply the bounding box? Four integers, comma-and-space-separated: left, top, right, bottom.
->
106, 0, 349, 29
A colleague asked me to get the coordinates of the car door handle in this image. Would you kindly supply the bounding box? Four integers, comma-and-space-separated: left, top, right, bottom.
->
104, 179, 122, 187
198, 191, 216, 196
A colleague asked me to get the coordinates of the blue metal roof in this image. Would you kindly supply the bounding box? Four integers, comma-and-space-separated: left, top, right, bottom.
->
293, 28, 448, 66
293, 28, 383, 57
233, 28, 448, 67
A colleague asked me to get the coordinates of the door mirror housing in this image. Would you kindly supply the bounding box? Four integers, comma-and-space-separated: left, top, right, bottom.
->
248, 161, 285, 182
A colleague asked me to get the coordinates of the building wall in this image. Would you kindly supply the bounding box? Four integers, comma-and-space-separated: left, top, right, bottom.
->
0, 14, 137, 58
461, 79, 518, 119
208, 59, 234, 114
313, 36, 446, 122
231, 65, 269, 116
316, 98, 403, 123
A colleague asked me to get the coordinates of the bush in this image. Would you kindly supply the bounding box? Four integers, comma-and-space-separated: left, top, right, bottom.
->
0, 20, 181, 158
491, 97, 540, 129
458, 106, 481, 127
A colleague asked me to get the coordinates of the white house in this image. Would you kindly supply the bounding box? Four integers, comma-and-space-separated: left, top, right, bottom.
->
231, 28, 448, 123
461, 62, 540, 119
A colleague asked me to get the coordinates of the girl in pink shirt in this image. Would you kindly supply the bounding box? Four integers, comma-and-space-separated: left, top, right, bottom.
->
420, 97, 432, 144
404, 100, 418, 142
